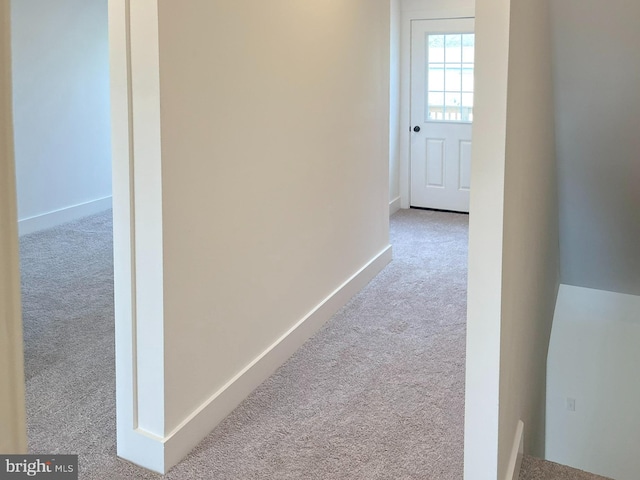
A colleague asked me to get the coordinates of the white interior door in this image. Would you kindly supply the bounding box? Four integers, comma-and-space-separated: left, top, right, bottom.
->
410, 18, 475, 212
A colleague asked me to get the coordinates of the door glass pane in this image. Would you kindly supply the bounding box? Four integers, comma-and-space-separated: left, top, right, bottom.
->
426, 32, 475, 123
462, 65, 474, 91
428, 35, 445, 63
462, 34, 475, 62
444, 66, 462, 91
429, 91, 444, 105
461, 93, 474, 122
445, 92, 461, 106
445, 35, 462, 63
428, 92, 444, 120
444, 93, 462, 122
428, 64, 445, 91
445, 93, 462, 121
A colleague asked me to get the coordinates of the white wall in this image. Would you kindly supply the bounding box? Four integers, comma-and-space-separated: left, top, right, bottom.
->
0, 0, 26, 454
547, 285, 640, 480
545, 3, 640, 476
11, 0, 112, 234
389, 0, 401, 211
550, 0, 640, 296
498, 0, 559, 470
107, 0, 391, 472
157, 0, 390, 436
465, 0, 559, 478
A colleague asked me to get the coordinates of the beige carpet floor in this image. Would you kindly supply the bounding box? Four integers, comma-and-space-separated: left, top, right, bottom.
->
21, 208, 612, 479
36, 209, 622, 480
521, 456, 613, 480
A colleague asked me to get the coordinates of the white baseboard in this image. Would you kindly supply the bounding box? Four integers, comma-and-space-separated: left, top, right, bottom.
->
18, 196, 112, 236
159, 245, 393, 473
506, 420, 525, 480
389, 196, 401, 216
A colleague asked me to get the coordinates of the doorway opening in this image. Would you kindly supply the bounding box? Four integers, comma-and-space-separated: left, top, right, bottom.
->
388, 1, 475, 476
11, 0, 117, 460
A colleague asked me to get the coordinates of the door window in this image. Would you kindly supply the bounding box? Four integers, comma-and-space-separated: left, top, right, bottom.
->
426, 34, 475, 123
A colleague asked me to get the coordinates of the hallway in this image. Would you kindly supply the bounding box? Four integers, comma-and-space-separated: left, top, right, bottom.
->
22, 209, 468, 479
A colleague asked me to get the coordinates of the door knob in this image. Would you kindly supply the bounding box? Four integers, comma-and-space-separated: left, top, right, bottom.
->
413, 126, 421, 132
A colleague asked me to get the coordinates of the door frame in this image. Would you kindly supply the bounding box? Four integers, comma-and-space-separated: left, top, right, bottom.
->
1, 0, 168, 472
109, 0, 168, 472
399, 0, 475, 209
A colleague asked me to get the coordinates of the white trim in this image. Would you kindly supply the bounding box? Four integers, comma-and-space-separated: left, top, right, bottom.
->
112, 245, 392, 473
0, 0, 27, 454
162, 245, 393, 473
18, 196, 112, 236
110, 0, 144, 469
128, 0, 165, 438
389, 196, 401, 216
506, 420, 525, 480
110, 0, 166, 473
399, 0, 475, 209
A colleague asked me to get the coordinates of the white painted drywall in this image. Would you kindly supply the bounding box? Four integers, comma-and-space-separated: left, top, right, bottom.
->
550, 0, 640, 296
0, 0, 26, 454
546, 285, 640, 480
11, 0, 112, 228
464, 0, 510, 475
155, 0, 390, 437
465, 0, 560, 478
389, 0, 401, 205
498, 0, 559, 473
